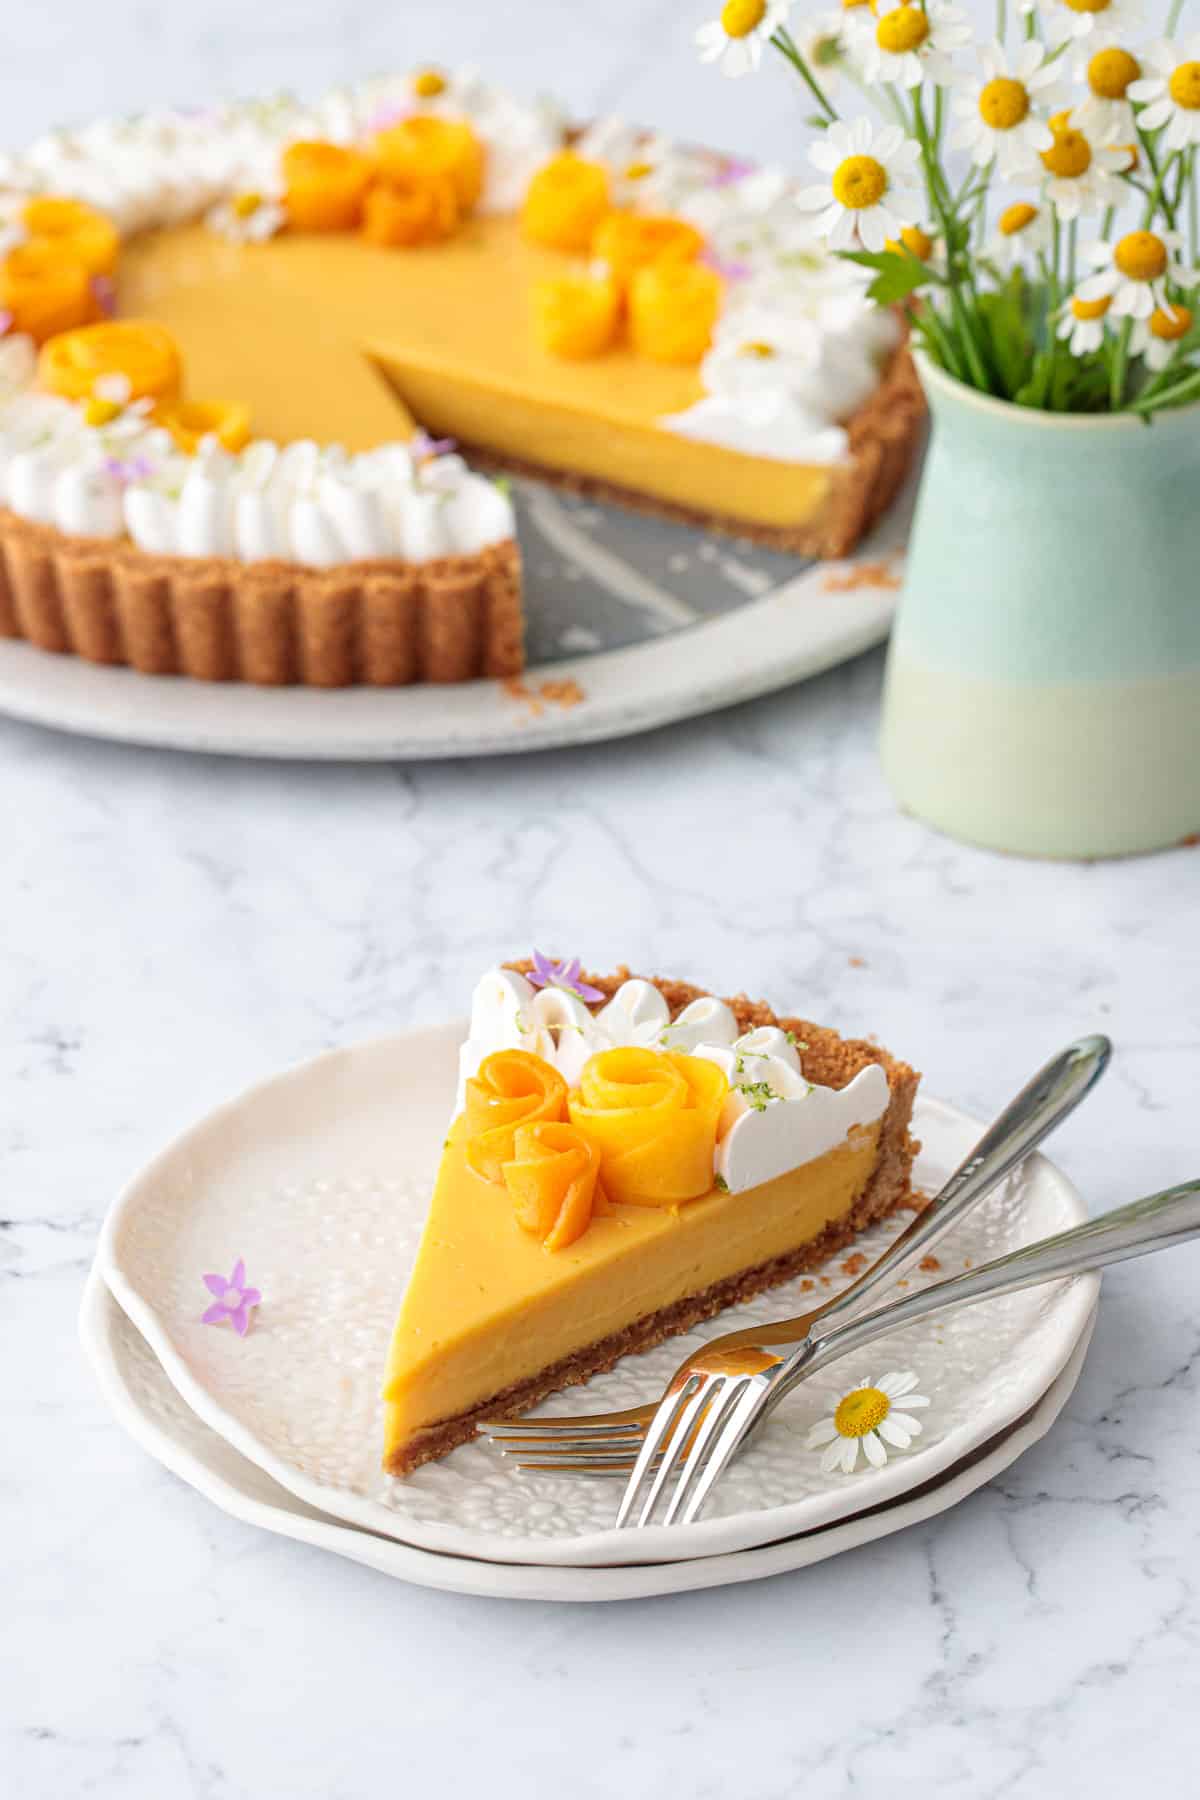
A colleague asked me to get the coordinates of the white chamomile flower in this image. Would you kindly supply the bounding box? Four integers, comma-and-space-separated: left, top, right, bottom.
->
796, 10, 853, 92
206, 189, 287, 244
1039, 109, 1126, 220
695, 0, 792, 79
806, 1369, 931, 1474
1130, 300, 1195, 370
858, 0, 972, 91
1072, 43, 1142, 140
1057, 290, 1112, 353
1128, 35, 1200, 151
1078, 229, 1198, 318
991, 199, 1052, 269
81, 372, 156, 433
1053, 0, 1141, 39
796, 116, 921, 252
953, 40, 1061, 179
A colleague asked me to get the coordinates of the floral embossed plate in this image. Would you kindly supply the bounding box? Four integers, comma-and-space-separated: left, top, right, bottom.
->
96, 1023, 1098, 1568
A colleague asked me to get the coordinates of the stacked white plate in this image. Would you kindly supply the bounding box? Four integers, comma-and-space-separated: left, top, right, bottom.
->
83, 1025, 1098, 1602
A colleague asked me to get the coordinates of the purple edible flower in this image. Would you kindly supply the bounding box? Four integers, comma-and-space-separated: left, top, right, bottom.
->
104, 454, 154, 485
527, 950, 605, 1004
90, 275, 116, 318
709, 156, 755, 189
365, 103, 411, 135
410, 429, 456, 461
701, 249, 751, 283
201, 1258, 262, 1337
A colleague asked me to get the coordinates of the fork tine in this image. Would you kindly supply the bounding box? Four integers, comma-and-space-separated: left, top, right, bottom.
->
678, 1379, 767, 1526
661, 1376, 751, 1527
614, 1374, 702, 1529
631, 1376, 720, 1529
479, 1403, 651, 1438
495, 1442, 644, 1466
482, 1424, 644, 1450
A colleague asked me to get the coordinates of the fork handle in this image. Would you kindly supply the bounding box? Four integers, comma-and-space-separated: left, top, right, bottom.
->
786, 1175, 1200, 1392
736, 1033, 1110, 1352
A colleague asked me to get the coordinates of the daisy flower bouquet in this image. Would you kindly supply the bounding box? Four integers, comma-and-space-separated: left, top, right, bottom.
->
695, 0, 1200, 415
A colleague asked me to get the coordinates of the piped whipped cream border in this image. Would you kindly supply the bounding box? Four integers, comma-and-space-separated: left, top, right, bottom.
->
457, 966, 889, 1195
0, 69, 898, 566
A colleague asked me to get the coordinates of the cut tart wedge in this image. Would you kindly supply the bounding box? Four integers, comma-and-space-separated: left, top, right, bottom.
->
383, 963, 920, 1476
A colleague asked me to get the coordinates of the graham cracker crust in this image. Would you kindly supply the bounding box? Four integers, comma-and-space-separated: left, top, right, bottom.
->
385, 966, 920, 1476
0, 510, 523, 686
459, 342, 925, 561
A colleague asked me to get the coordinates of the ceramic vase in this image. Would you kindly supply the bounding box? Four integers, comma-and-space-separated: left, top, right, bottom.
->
880, 355, 1200, 858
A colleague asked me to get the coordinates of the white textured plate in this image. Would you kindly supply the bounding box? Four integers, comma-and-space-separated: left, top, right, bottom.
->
97, 1022, 1098, 1566
0, 482, 909, 760
80, 1266, 1096, 1602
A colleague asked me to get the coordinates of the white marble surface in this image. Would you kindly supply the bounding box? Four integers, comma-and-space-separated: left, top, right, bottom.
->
4, 4, 1200, 1795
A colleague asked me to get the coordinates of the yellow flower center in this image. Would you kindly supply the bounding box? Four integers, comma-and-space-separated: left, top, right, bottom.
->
82, 395, 123, 426
623, 159, 654, 181
1088, 47, 1140, 99
1150, 302, 1193, 341
413, 69, 447, 98
979, 77, 1030, 130
832, 153, 889, 209
1041, 117, 1092, 179
231, 191, 263, 219
1115, 230, 1168, 281
842, 0, 873, 9
999, 200, 1038, 235
834, 1386, 891, 1438
1168, 61, 1200, 110
886, 223, 935, 258
739, 339, 776, 357
720, 0, 768, 37
1065, 0, 1111, 12
1071, 293, 1111, 320
877, 5, 930, 53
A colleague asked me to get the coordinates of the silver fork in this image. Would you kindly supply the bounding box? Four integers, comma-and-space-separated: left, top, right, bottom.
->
615, 1172, 1200, 1529
482, 1033, 1111, 1476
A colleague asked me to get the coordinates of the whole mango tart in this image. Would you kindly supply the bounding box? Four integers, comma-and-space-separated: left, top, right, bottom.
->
0, 72, 922, 688
383, 955, 921, 1475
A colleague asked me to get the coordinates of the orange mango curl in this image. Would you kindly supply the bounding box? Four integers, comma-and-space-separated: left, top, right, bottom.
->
0, 242, 97, 346
591, 211, 704, 296
502, 1120, 604, 1251
156, 398, 252, 455
532, 273, 620, 358
628, 260, 722, 364
362, 171, 460, 247
463, 1050, 568, 1184
521, 152, 611, 253
282, 140, 376, 232
374, 115, 485, 213
39, 319, 183, 405
568, 1047, 727, 1208
22, 197, 120, 278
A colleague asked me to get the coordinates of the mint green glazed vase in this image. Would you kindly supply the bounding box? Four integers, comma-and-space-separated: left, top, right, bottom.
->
881, 355, 1200, 858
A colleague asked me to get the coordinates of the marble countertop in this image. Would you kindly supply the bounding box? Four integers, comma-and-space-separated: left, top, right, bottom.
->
4, 4, 1200, 1795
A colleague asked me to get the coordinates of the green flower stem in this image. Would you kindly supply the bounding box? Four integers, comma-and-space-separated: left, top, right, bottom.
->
1066, 219, 1077, 289
1024, 3, 1038, 36
1100, 202, 1116, 241
996, 0, 1007, 40
910, 91, 991, 391
1167, 0, 1185, 30
1131, 362, 1200, 414
1191, 150, 1199, 263
770, 28, 837, 123
914, 297, 968, 382
1139, 135, 1180, 231
1110, 316, 1133, 409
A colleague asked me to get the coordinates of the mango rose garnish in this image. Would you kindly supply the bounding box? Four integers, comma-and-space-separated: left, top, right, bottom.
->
374, 115, 485, 213
282, 140, 376, 232
463, 1050, 568, 1184
22, 196, 120, 277
591, 212, 704, 296
501, 1121, 603, 1251
532, 273, 620, 358
39, 319, 183, 405
0, 243, 96, 345
568, 1048, 728, 1208
521, 152, 611, 253
628, 261, 723, 364
156, 399, 252, 455
362, 171, 460, 247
